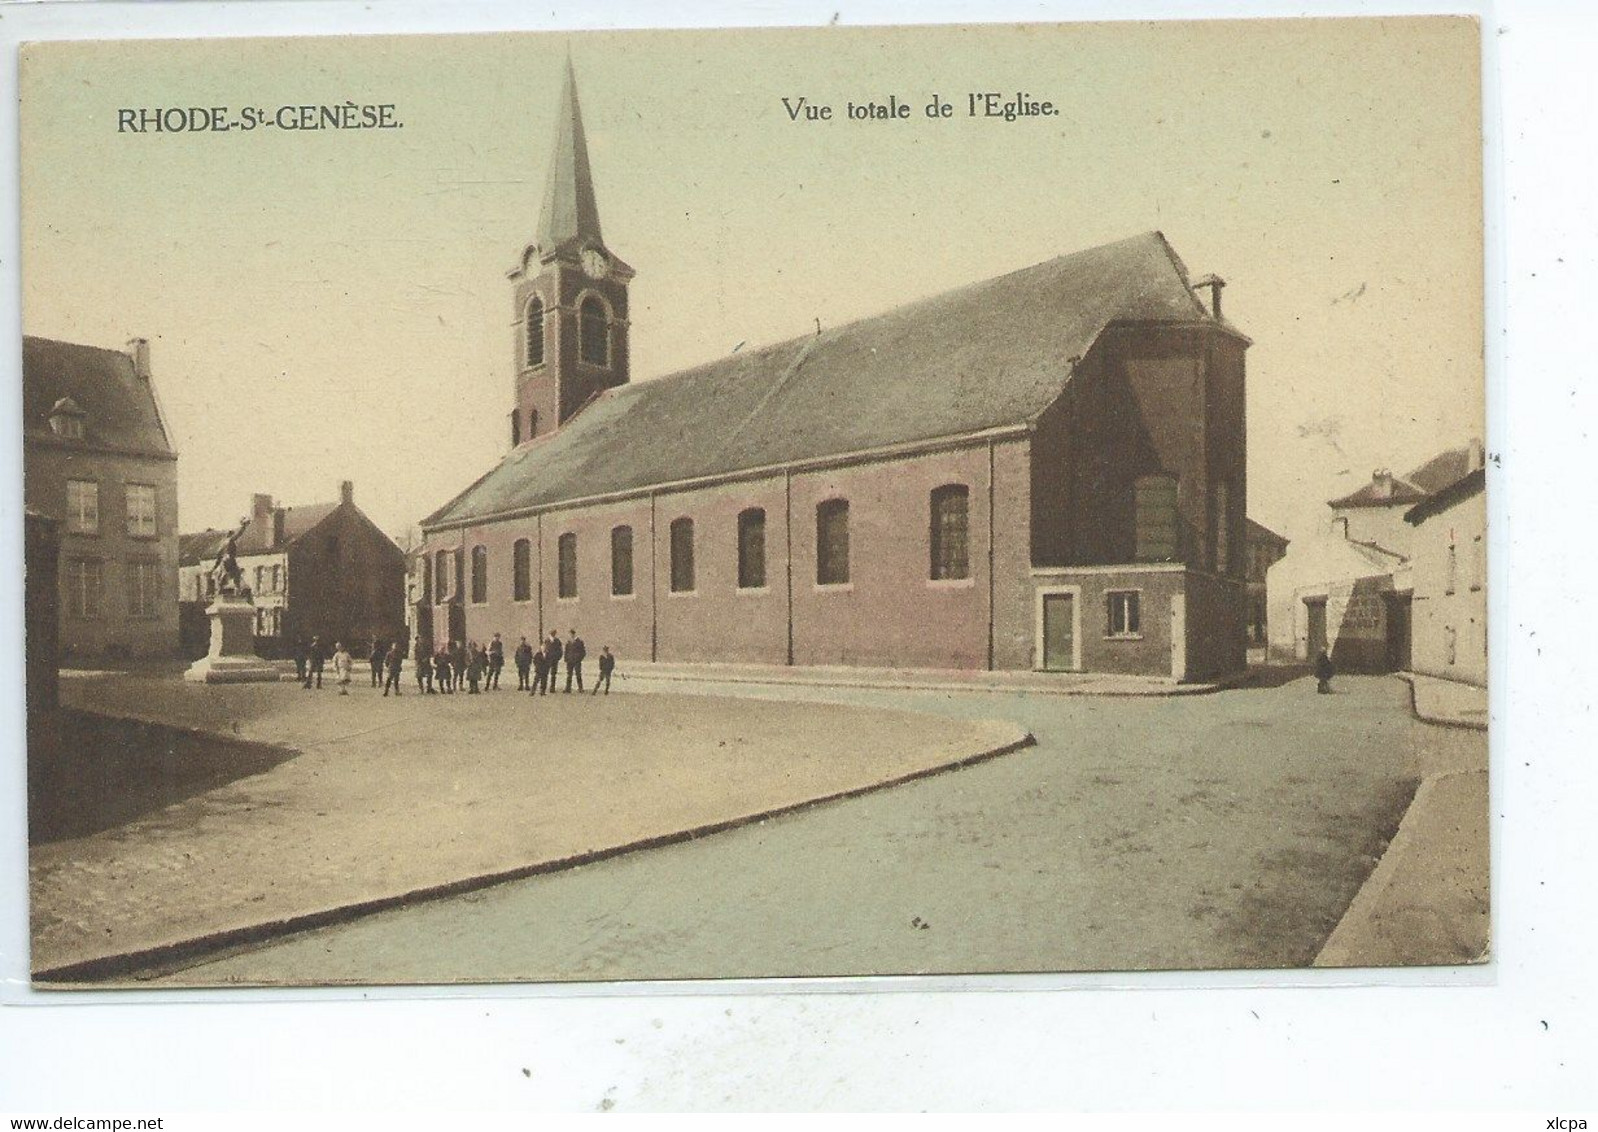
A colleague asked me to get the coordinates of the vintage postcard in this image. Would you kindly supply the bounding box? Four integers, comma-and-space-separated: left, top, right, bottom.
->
18, 17, 1486, 987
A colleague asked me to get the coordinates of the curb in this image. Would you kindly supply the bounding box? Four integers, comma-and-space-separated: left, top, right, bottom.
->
1311, 774, 1425, 967
1396, 673, 1489, 732
617, 666, 1257, 699
33, 728, 1036, 984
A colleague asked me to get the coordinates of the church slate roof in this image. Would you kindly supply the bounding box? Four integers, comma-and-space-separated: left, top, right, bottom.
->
22, 336, 174, 458
425, 231, 1237, 529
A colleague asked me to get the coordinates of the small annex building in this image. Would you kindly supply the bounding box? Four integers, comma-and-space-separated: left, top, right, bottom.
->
416, 65, 1252, 681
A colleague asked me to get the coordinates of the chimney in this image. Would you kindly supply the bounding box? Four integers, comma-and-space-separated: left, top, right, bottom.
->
1192, 274, 1226, 320
251, 493, 274, 530
340, 480, 354, 506
273, 506, 286, 547
1467, 438, 1485, 472
127, 338, 151, 381
1371, 469, 1393, 500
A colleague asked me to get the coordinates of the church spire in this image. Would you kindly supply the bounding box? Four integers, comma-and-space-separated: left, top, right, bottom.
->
536, 57, 604, 255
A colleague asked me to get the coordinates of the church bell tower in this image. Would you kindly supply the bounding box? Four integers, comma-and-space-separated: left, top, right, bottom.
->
507, 59, 633, 446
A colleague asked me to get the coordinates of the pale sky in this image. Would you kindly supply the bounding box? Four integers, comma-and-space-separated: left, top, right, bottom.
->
19, 18, 1483, 547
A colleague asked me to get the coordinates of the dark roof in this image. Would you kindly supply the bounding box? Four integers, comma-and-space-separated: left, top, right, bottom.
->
22, 336, 173, 458
181, 501, 345, 562
1244, 517, 1288, 548
179, 529, 232, 567
236, 502, 341, 554
426, 231, 1238, 528
537, 59, 605, 261
1405, 467, 1486, 525
1329, 442, 1481, 508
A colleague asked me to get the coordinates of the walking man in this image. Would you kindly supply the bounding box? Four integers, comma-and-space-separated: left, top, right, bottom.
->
564, 628, 586, 693
593, 645, 614, 695
383, 641, 404, 696
514, 636, 534, 691
415, 638, 433, 694
368, 638, 385, 688
487, 633, 505, 690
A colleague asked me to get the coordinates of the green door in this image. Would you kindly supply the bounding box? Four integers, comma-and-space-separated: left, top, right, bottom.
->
1043, 593, 1075, 671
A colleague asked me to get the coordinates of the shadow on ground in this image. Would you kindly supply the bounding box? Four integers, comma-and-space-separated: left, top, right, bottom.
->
1236, 664, 1313, 690
28, 709, 297, 844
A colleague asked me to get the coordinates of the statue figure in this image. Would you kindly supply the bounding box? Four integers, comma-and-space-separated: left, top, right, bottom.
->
210, 517, 249, 598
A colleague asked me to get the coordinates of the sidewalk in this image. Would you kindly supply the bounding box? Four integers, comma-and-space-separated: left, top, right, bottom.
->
34, 674, 1030, 981
618, 660, 1252, 697
1402, 672, 1489, 731
1314, 674, 1490, 967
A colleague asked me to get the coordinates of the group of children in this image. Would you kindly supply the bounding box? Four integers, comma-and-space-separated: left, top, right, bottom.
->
312, 630, 616, 697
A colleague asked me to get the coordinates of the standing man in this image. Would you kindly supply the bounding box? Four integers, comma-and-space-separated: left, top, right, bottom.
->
414, 637, 433, 694
487, 633, 505, 691
305, 636, 325, 690
383, 641, 404, 697
333, 641, 354, 695
593, 646, 615, 695
294, 636, 308, 684
435, 644, 454, 694
545, 631, 563, 696
564, 628, 586, 694
1314, 648, 1335, 695
514, 636, 534, 691
531, 639, 549, 696
368, 638, 385, 688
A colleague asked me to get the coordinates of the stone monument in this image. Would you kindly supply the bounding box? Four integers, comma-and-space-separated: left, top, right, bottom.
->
184, 518, 279, 684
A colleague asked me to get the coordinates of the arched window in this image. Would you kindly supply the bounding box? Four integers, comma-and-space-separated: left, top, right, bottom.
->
579, 295, 609, 367
1134, 474, 1179, 562
611, 526, 634, 596
512, 539, 531, 602
558, 533, 578, 599
471, 546, 488, 604
816, 499, 850, 585
670, 518, 695, 593
738, 508, 767, 590
525, 297, 545, 368
434, 550, 449, 602
929, 485, 970, 580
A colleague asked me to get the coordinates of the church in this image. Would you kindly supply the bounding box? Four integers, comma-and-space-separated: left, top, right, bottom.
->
417, 64, 1251, 681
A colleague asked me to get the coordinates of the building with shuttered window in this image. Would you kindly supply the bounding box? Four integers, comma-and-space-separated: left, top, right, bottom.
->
416, 64, 1251, 680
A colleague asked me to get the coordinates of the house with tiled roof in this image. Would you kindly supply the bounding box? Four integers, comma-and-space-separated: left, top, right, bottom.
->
1266, 439, 1485, 671
22, 335, 179, 660
178, 483, 406, 658
413, 65, 1251, 680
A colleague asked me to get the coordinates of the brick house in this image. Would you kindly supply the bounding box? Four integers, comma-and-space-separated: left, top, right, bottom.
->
179, 482, 406, 656
416, 64, 1251, 681
22, 336, 180, 660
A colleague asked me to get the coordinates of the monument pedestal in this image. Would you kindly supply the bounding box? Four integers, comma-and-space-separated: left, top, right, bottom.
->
184, 595, 279, 684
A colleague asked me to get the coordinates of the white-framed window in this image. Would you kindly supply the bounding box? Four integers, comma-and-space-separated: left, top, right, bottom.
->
65, 557, 104, 618
125, 482, 157, 538
1107, 590, 1142, 638
66, 479, 99, 535
272, 564, 283, 593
